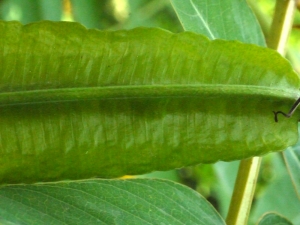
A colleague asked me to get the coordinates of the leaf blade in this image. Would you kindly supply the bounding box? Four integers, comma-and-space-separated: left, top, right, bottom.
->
257, 212, 293, 225
170, 0, 265, 45
284, 138, 300, 199
0, 21, 299, 183
0, 179, 226, 225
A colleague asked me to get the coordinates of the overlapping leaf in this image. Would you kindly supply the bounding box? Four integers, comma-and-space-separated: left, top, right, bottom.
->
0, 179, 225, 225
0, 21, 299, 183
170, 0, 265, 45
284, 138, 300, 199
258, 213, 293, 225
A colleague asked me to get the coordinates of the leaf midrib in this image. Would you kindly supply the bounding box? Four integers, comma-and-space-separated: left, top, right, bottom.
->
0, 85, 297, 106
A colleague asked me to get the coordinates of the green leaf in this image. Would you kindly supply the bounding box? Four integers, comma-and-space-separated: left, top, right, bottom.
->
170, 0, 265, 45
39, 0, 62, 21
0, 0, 62, 23
284, 132, 300, 199
213, 161, 239, 217
122, 0, 182, 32
0, 21, 299, 183
257, 212, 293, 225
70, 0, 116, 29
0, 0, 41, 23
0, 179, 226, 225
250, 154, 300, 225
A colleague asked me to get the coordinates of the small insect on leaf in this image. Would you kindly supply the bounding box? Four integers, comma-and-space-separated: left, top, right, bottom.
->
273, 97, 300, 122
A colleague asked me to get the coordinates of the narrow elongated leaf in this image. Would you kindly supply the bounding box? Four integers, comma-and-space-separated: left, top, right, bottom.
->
170, 0, 265, 45
257, 213, 293, 225
284, 138, 300, 199
0, 21, 299, 183
0, 179, 226, 225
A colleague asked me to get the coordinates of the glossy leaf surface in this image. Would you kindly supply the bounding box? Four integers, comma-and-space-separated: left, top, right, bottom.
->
0, 21, 299, 183
0, 179, 225, 225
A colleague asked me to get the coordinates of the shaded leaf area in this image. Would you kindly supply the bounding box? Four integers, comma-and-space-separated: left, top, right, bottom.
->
170, 0, 265, 46
0, 179, 225, 225
213, 161, 239, 217
122, 0, 182, 32
284, 130, 300, 199
0, 0, 62, 23
250, 154, 300, 225
257, 212, 293, 225
0, 21, 299, 183
70, 0, 117, 29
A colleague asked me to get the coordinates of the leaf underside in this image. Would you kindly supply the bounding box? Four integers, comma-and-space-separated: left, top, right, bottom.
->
0, 21, 299, 183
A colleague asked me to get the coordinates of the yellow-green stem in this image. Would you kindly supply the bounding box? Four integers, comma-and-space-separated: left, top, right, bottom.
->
226, 1, 296, 225
267, 0, 296, 53
226, 157, 261, 225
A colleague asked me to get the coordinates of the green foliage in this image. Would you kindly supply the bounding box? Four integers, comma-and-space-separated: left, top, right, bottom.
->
250, 154, 300, 224
257, 213, 293, 225
0, 0, 300, 224
170, 0, 265, 46
284, 139, 300, 199
0, 179, 225, 225
0, 20, 299, 183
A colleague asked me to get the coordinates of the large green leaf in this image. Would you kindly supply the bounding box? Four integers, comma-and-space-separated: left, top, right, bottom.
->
170, 0, 265, 45
0, 179, 225, 225
0, 21, 299, 183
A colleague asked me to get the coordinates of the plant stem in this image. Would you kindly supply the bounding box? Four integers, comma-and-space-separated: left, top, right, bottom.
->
267, 0, 296, 53
226, 1, 296, 225
226, 157, 261, 225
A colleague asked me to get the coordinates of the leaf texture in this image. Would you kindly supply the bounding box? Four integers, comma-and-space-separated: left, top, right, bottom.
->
0, 21, 299, 183
170, 0, 265, 45
0, 179, 226, 225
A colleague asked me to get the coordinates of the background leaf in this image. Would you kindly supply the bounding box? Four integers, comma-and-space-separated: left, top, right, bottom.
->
249, 154, 300, 225
170, 0, 265, 46
121, 0, 182, 32
0, 0, 62, 22
212, 161, 239, 217
284, 135, 300, 199
70, 0, 116, 29
0, 21, 299, 183
0, 179, 226, 225
257, 212, 293, 225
